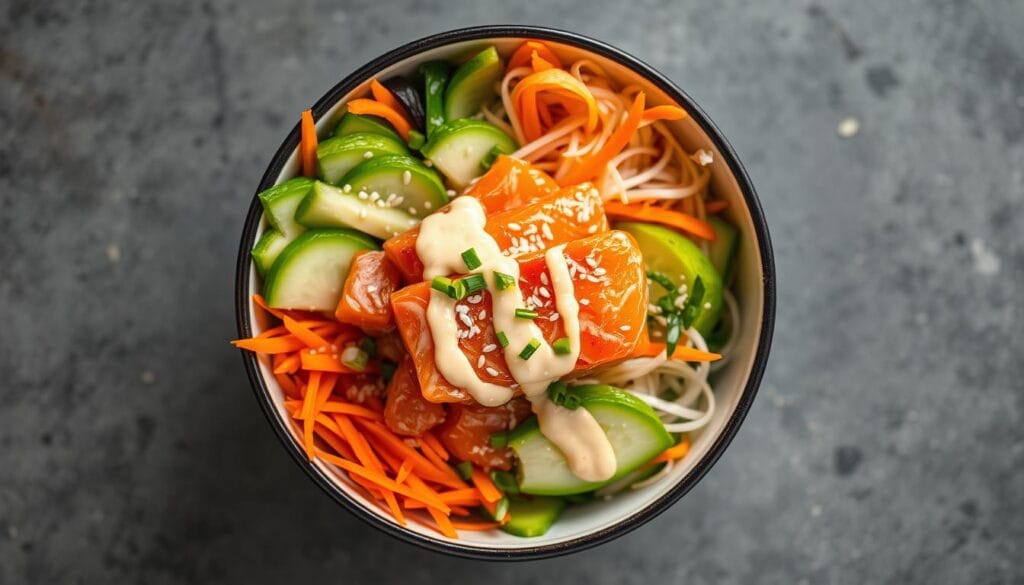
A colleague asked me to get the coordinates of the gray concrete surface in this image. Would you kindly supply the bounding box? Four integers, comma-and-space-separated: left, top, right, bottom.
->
2, 0, 1022, 583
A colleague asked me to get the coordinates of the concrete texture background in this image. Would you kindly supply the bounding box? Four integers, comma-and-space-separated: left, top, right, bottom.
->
2, 0, 1022, 583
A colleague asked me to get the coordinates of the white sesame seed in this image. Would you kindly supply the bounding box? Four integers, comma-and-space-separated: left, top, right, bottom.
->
579, 299, 590, 306
485, 367, 500, 377
585, 257, 598, 268
369, 191, 380, 201
540, 272, 549, 285
409, 207, 417, 215
445, 189, 455, 196
620, 325, 631, 332
455, 304, 469, 314
342, 184, 352, 193
593, 267, 607, 276
538, 287, 551, 298
363, 151, 374, 159
366, 284, 378, 293
703, 302, 712, 309
358, 208, 367, 219
479, 309, 487, 319
459, 313, 473, 327
424, 201, 432, 209
587, 224, 598, 234
508, 223, 522, 231
358, 191, 369, 200
541, 223, 554, 240
402, 170, 412, 185
376, 200, 385, 207
477, 355, 485, 368
483, 344, 497, 353
424, 160, 433, 167
548, 313, 560, 321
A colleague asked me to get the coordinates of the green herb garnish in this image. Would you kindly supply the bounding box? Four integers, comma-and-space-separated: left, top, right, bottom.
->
358, 337, 376, 357
454, 461, 473, 480
340, 347, 369, 372
490, 470, 519, 495
431, 275, 466, 300
496, 331, 510, 348
514, 307, 538, 320
552, 337, 572, 355
494, 271, 516, 290
490, 432, 508, 448
461, 273, 487, 294
518, 338, 541, 360
547, 380, 581, 410
461, 247, 482, 270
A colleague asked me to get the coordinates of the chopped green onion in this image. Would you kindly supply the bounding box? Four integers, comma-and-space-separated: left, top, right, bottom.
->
680, 276, 706, 329
547, 380, 581, 410
552, 337, 572, 355
490, 470, 519, 495
461, 273, 486, 294
431, 275, 466, 300
340, 346, 369, 372
461, 247, 482, 270
358, 337, 376, 357
407, 129, 425, 150
514, 307, 538, 320
496, 331, 510, 348
665, 312, 681, 357
493, 271, 516, 290
518, 337, 541, 360
646, 270, 677, 292
454, 461, 473, 480
489, 432, 508, 448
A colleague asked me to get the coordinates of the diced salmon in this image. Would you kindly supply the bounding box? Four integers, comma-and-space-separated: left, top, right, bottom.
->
335, 251, 402, 335
384, 183, 608, 283
436, 398, 533, 470
383, 357, 446, 436
464, 155, 559, 213
390, 230, 649, 403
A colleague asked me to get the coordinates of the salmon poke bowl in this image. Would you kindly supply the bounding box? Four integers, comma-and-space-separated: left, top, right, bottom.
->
233, 26, 774, 559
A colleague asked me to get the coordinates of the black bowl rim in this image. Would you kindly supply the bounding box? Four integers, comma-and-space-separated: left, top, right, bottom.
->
235, 24, 776, 561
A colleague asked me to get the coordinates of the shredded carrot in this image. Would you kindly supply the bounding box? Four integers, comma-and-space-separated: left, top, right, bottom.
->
346, 98, 411, 140
256, 325, 289, 338
395, 459, 413, 484
299, 351, 368, 374
315, 450, 450, 512
559, 92, 645, 186
706, 199, 729, 214
426, 506, 458, 538
283, 315, 332, 349
438, 488, 482, 503
512, 68, 599, 142
603, 200, 717, 241
635, 340, 721, 362
313, 417, 357, 460
531, 51, 556, 73
300, 109, 317, 178
652, 438, 691, 463
370, 79, 402, 112
642, 105, 688, 122
301, 371, 322, 460
419, 438, 452, 474
354, 419, 466, 489
420, 431, 449, 461
317, 400, 383, 420
450, 520, 502, 531
314, 374, 338, 412
508, 40, 563, 70
449, 505, 472, 517
275, 373, 300, 398
233, 334, 305, 354
273, 353, 301, 374
470, 468, 503, 504
384, 492, 407, 526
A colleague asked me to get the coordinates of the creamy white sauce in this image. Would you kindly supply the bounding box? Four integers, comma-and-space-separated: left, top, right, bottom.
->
416, 196, 616, 481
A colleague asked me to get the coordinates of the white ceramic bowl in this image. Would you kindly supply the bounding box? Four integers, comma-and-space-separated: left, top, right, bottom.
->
235, 26, 775, 560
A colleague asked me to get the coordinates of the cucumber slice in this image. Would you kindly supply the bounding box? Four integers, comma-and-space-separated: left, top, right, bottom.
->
617, 221, 724, 336
340, 154, 447, 215
295, 181, 419, 240
316, 133, 407, 185
500, 496, 566, 538
419, 61, 451, 137
444, 46, 502, 120
332, 112, 401, 142
263, 229, 378, 311
258, 177, 314, 238
508, 385, 673, 496
251, 229, 290, 276
707, 216, 739, 283
420, 119, 516, 189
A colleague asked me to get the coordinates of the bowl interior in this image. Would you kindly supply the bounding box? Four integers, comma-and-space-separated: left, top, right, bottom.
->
241, 33, 769, 555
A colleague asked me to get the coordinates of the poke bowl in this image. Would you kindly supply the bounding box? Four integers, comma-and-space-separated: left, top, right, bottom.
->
234, 25, 775, 559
